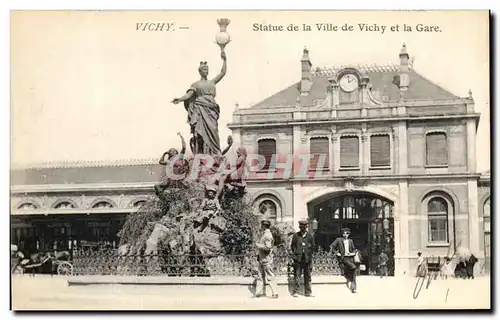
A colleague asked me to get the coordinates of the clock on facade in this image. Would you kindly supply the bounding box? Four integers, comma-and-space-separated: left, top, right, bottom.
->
339, 73, 359, 92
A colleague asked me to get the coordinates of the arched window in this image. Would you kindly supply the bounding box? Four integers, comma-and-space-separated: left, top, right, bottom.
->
254, 194, 282, 222
258, 200, 277, 221
484, 198, 491, 219
92, 201, 114, 209
426, 132, 448, 166
484, 198, 491, 273
54, 201, 75, 209
427, 197, 449, 243
343, 196, 358, 219
133, 200, 146, 208
257, 139, 276, 171
17, 203, 38, 210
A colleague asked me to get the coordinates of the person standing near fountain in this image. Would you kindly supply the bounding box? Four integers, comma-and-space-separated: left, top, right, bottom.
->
254, 219, 278, 299
291, 220, 315, 297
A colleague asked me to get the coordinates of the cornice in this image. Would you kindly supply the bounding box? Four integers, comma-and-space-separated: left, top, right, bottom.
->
311, 63, 403, 77
235, 98, 473, 116
245, 173, 482, 183
227, 113, 480, 129
11, 158, 158, 171
9, 173, 486, 195
10, 182, 155, 194
10, 208, 140, 216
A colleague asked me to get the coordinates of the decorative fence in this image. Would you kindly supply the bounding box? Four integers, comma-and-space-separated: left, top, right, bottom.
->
72, 250, 342, 277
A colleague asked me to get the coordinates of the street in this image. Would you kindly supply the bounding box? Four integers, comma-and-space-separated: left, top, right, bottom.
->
11, 275, 491, 310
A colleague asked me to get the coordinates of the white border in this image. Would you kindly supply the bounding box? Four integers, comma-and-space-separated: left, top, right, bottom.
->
2, 1, 497, 319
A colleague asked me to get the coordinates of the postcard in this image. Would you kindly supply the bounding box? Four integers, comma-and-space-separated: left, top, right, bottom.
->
10, 10, 490, 310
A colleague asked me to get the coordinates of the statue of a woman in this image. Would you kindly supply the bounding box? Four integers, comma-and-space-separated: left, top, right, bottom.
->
172, 51, 227, 157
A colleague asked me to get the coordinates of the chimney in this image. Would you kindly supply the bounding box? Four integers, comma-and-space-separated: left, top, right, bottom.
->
398, 43, 410, 93
300, 47, 312, 96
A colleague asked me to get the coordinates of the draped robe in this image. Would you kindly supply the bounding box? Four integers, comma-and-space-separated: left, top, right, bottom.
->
183, 79, 221, 156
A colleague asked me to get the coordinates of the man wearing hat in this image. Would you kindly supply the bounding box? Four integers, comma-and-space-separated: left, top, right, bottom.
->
254, 219, 278, 298
290, 219, 316, 297
331, 227, 358, 293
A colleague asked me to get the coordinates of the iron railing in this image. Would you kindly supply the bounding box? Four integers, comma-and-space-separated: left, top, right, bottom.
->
71, 249, 342, 277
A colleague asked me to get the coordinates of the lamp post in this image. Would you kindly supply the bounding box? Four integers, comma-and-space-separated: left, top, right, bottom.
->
215, 18, 231, 52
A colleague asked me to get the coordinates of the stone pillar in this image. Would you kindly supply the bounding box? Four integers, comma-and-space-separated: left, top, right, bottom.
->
332, 82, 339, 118
467, 118, 477, 173
393, 217, 402, 274
397, 181, 410, 275
293, 124, 303, 178
232, 128, 242, 148
329, 126, 336, 173
300, 48, 313, 96
292, 182, 306, 231
468, 180, 480, 254
397, 121, 408, 175
392, 126, 398, 173
333, 135, 340, 175
327, 81, 334, 109
361, 132, 369, 175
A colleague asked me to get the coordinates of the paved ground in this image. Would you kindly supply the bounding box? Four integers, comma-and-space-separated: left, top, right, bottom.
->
65, 275, 346, 285
11, 275, 491, 311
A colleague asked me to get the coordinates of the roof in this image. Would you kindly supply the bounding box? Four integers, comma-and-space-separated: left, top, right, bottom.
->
10, 161, 163, 185
250, 63, 460, 109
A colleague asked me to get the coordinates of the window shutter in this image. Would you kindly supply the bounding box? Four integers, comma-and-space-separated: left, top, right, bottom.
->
370, 135, 391, 167
258, 139, 276, 170
426, 133, 448, 166
310, 137, 330, 169
340, 136, 359, 168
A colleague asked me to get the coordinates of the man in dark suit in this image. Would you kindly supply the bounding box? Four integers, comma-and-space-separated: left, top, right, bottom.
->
331, 228, 358, 293
465, 254, 478, 279
378, 251, 389, 278
290, 220, 315, 297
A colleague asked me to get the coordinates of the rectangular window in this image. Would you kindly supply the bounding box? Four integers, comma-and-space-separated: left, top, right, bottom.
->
428, 215, 448, 242
370, 134, 391, 167
310, 137, 330, 170
426, 132, 448, 166
258, 139, 276, 170
340, 136, 360, 168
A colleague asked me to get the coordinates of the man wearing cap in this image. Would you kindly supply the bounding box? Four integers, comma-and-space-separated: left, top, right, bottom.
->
331, 228, 358, 293
254, 219, 278, 299
290, 219, 315, 297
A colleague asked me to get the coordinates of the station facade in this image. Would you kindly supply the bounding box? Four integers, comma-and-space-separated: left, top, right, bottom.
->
10, 44, 490, 276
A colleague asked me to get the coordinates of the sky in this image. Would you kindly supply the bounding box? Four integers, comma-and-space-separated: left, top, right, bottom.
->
10, 10, 490, 171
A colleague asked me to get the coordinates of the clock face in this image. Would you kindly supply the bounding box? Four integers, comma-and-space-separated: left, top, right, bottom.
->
339, 74, 359, 92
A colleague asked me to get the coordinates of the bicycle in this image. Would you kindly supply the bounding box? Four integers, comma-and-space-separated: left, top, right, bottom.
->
413, 263, 427, 299
413, 256, 441, 299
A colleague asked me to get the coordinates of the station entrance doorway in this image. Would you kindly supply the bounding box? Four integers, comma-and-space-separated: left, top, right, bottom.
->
308, 192, 395, 276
